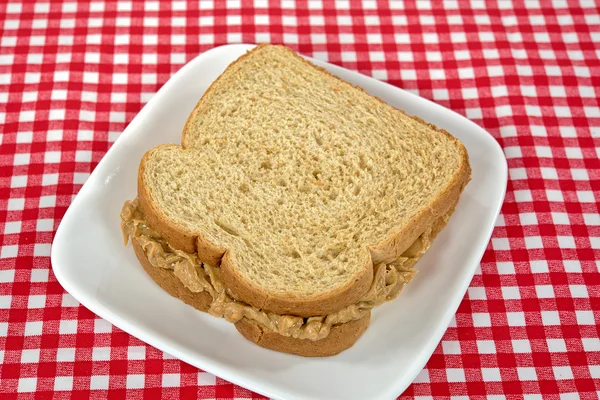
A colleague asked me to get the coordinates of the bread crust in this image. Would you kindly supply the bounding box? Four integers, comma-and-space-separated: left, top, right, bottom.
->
137, 44, 471, 317
234, 313, 370, 357
132, 239, 369, 356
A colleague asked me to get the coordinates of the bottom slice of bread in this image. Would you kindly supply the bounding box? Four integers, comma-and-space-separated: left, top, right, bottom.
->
235, 313, 370, 357
132, 239, 370, 357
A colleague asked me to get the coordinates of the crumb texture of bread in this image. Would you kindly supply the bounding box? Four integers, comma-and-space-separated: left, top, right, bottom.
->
139, 44, 470, 315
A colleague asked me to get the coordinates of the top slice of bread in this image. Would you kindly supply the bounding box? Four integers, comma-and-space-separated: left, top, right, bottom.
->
138, 44, 471, 317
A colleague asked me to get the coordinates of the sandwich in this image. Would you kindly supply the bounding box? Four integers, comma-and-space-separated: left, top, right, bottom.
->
120, 44, 471, 357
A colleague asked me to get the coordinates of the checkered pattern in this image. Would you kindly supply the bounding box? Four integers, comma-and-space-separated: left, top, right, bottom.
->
1, 0, 599, 398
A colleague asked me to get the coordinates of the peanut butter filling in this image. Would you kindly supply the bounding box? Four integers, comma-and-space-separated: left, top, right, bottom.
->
120, 199, 429, 341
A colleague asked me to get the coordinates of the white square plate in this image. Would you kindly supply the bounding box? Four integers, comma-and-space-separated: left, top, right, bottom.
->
52, 44, 507, 400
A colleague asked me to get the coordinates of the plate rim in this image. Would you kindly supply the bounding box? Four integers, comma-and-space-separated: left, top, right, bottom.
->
51, 43, 508, 400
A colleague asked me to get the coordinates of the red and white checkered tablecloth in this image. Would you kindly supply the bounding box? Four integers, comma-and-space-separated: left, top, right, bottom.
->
1, 0, 599, 398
